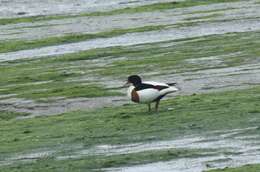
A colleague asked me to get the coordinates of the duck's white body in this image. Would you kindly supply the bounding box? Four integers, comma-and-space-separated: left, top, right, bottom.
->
127, 81, 178, 104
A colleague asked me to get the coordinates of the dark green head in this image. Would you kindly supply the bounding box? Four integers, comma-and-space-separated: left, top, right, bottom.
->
127, 75, 142, 86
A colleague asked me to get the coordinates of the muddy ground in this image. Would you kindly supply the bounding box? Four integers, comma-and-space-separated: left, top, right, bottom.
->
0, 0, 179, 18
0, 0, 259, 41
0, 0, 260, 171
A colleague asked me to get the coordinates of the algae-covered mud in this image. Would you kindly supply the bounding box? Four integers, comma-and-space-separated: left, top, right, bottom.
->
0, 0, 260, 171
0, 87, 260, 171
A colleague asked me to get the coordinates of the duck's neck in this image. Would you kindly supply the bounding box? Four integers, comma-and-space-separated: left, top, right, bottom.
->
133, 82, 142, 87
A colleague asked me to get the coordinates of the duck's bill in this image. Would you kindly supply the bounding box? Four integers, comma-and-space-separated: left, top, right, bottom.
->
123, 81, 131, 87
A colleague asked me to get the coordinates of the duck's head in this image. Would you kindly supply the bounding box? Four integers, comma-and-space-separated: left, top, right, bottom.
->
124, 75, 142, 87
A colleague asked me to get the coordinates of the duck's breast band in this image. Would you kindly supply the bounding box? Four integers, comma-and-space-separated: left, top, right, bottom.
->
131, 89, 139, 102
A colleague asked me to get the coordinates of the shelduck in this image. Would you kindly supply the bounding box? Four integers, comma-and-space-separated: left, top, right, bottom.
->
124, 75, 178, 112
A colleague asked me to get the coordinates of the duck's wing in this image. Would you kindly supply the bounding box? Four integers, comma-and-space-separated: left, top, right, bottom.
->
142, 81, 170, 90
143, 81, 178, 95
143, 81, 169, 87
134, 83, 156, 91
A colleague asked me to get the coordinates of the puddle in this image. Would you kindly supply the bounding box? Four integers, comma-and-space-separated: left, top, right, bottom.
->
0, 96, 126, 119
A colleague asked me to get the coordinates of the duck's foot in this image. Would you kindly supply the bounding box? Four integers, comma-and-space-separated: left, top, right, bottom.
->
155, 101, 160, 112
148, 104, 151, 112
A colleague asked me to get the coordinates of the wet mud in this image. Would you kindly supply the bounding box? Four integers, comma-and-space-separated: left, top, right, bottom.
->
1, 1, 260, 171
2, 127, 260, 172
0, 96, 126, 119
103, 127, 260, 172
0, 61, 259, 117
1, 0, 259, 41
0, 0, 178, 19
1, 18, 260, 62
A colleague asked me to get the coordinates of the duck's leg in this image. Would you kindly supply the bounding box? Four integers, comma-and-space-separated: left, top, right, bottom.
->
148, 103, 151, 112
155, 100, 160, 112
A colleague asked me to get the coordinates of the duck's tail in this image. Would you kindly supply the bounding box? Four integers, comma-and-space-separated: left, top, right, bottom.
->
160, 86, 178, 95
167, 82, 177, 86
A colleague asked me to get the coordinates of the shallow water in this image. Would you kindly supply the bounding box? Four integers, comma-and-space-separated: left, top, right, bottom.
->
0, 150, 55, 166
1, 0, 259, 41
57, 127, 259, 158
0, 0, 179, 19
1, 18, 260, 62
1, 127, 259, 171
106, 154, 260, 172
102, 127, 260, 172
0, 96, 126, 118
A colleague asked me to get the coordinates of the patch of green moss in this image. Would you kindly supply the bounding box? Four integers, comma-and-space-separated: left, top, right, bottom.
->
0, 82, 120, 100
207, 164, 260, 172
0, 111, 29, 121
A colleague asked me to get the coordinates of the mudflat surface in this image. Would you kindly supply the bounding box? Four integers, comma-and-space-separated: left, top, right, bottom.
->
0, 0, 260, 172
0, 0, 177, 18
1, 1, 259, 41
